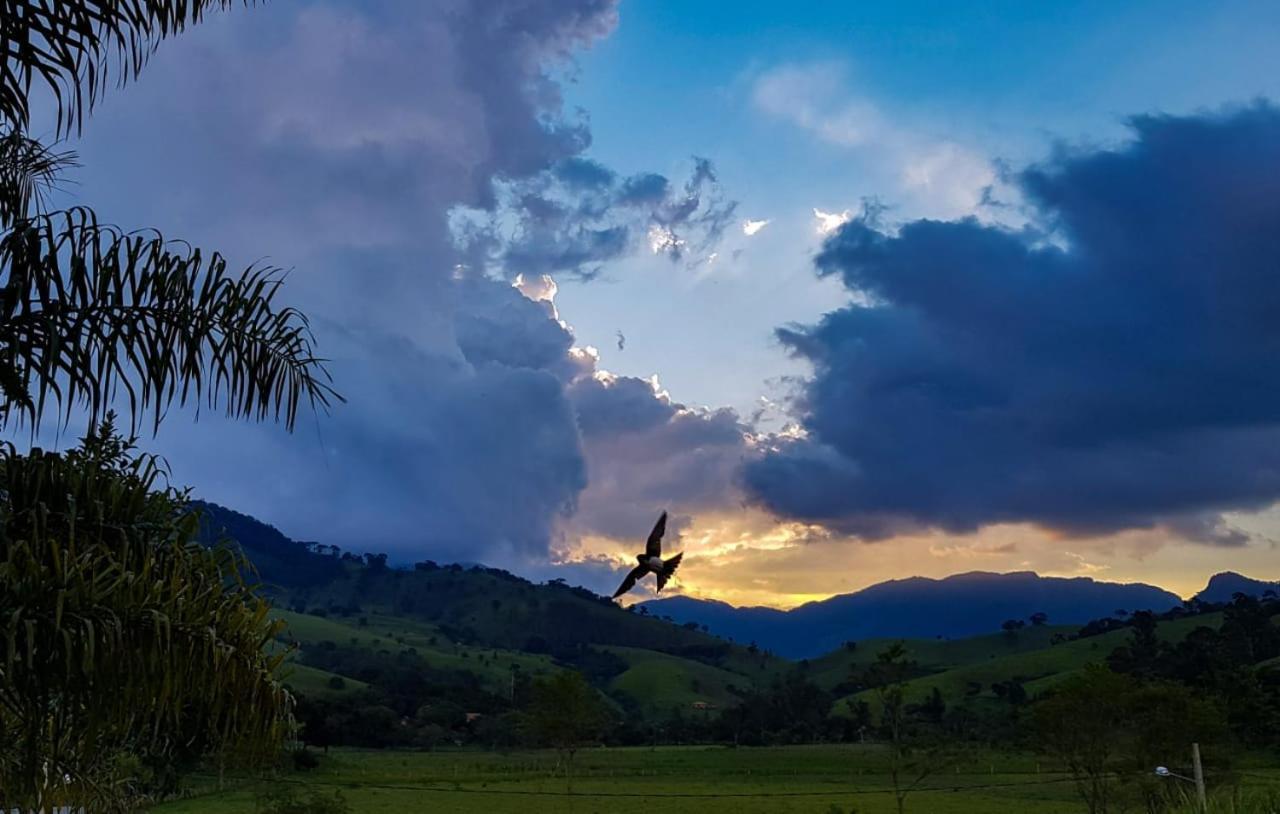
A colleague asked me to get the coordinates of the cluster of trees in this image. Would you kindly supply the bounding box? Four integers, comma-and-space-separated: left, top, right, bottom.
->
292, 668, 609, 777
1104, 594, 1280, 749
1001, 611, 1050, 635
1033, 666, 1225, 814
290, 640, 523, 750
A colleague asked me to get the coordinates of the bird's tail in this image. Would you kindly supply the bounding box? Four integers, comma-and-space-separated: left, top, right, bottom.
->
656, 552, 683, 592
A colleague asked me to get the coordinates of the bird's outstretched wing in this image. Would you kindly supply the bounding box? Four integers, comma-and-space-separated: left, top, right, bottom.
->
646, 511, 667, 558
612, 564, 648, 599
656, 552, 683, 592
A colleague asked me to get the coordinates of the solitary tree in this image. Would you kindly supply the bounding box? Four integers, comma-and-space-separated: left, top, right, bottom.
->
864, 643, 941, 814
1032, 666, 1134, 814
522, 671, 608, 783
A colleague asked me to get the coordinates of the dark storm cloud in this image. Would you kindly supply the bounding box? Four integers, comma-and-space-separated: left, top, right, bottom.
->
744, 104, 1280, 545
38, 0, 639, 562
617, 173, 671, 206
159, 318, 588, 563
568, 375, 750, 540
455, 155, 738, 281
453, 279, 575, 373
554, 157, 618, 190
569, 375, 677, 437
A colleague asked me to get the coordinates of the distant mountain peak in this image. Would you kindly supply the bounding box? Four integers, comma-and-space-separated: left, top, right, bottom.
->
1195, 572, 1280, 603
640, 570, 1181, 659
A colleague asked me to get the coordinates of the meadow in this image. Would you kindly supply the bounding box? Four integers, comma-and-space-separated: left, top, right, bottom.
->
151, 746, 1280, 814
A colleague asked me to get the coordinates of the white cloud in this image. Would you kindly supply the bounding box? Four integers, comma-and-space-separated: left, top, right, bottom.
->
900, 142, 996, 218
813, 207, 852, 235
752, 63, 884, 147
742, 218, 771, 236
753, 62, 1000, 221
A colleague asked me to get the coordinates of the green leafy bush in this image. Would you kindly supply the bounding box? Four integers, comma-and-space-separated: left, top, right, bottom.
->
255, 786, 351, 814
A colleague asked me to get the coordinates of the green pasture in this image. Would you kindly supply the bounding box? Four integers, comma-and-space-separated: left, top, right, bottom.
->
149, 746, 1280, 814
273, 609, 561, 694
604, 645, 747, 714
840, 613, 1226, 712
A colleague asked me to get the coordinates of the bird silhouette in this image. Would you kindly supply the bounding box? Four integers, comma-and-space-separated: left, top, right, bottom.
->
612, 511, 682, 599
616, 330, 626, 351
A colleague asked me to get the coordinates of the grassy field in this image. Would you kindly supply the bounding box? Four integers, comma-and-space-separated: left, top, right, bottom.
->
151, 746, 1079, 814
278, 663, 368, 697
148, 746, 1280, 814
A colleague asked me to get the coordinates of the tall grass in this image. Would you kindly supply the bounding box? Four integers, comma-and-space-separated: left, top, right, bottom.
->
1167, 788, 1280, 813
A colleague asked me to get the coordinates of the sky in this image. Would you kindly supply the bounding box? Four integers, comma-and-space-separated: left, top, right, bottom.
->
22, 0, 1280, 606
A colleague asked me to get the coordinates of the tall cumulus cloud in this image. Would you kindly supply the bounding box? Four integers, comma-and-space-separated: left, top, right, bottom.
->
36, 0, 728, 565
745, 104, 1280, 546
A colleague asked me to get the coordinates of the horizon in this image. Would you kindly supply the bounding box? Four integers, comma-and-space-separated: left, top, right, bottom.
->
632, 568, 1272, 610
252, 503, 1267, 610
15, 0, 1280, 609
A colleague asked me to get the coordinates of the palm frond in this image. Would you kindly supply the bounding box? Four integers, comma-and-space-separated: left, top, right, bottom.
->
0, 206, 341, 433
1, 0, 251, 135
0, 128, 78, 227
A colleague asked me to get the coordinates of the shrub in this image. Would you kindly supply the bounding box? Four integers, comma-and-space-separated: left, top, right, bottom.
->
289, 749, 320, 771
255, 786, 350, 814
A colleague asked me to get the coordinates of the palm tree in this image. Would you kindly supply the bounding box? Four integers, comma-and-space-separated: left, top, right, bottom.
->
1, 1, 335, 431
0, 1, 342, 807
0, 128, 337, 432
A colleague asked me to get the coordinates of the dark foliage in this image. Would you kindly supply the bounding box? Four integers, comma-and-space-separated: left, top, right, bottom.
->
1106, 593, 1280, 748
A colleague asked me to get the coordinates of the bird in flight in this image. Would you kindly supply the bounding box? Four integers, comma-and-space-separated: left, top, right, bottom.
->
613, 511, 682, 599
616, 330, 626, 351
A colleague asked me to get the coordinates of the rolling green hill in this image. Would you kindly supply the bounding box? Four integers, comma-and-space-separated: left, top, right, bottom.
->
270, 604, 778, 718
281, 563, 752, 659
837, 613, 1226, 714
806, 624, 1076, 691
201, 500, 1272, 731
197, 500, 784, 711
273, 608, 561, 697
604, 645, 750, 715
280, 662, 368, 697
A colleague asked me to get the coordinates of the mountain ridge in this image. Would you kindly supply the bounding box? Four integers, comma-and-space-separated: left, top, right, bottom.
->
193, 499, 1276, 661
639, 570, 1210, 658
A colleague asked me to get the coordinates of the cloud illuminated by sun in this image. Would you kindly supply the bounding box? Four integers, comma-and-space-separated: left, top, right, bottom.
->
813, 207, 852, 235
551, 503, 1280, 609
648, 224, 685, 254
